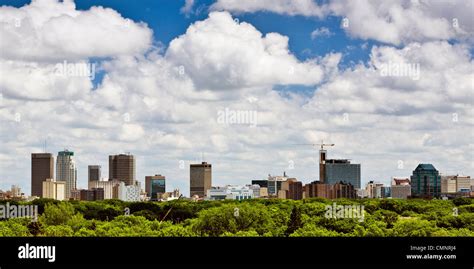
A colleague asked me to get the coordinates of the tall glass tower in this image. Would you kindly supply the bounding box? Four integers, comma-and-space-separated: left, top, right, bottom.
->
56, 150, 77, 199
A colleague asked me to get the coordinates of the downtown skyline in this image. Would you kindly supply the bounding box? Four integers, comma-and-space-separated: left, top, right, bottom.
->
0, 0, 473, 196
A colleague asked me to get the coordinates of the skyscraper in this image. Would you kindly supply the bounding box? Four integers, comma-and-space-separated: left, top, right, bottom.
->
31, 153, 54, 197
145, 174, 166, 200
325, 159, 361, 189
410, 164, 441, 198
109, 154, 136, 185
56, 150, 77, 199
88, 165, 101, 182
190, 162, 212, 198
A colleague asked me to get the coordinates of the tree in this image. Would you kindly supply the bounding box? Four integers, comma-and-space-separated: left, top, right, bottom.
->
286, 206, 302, 236
40, 202, 76, 226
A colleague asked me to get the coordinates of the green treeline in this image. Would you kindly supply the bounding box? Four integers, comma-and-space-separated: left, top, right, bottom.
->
0, 198, 473, 237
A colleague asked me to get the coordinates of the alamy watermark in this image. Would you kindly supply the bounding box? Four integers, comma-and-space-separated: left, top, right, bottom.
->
217, 108, 258, 127
325, 202, 365, 222
0, 202, 38, 222
54, 60, 96, 80
379, 61, 420, 80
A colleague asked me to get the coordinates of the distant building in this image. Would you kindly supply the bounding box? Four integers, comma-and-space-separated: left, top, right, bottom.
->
42, 178, 66, 200
190, 162, 212, 198
79, 188, 104, 201
251, 172, 290, 197
279, 178, 303, 200
410, 164, 441, 198
305, 181, 331, 198
325, 159, 361, 189
365, 181, 385, 198
113, 181, 141, 201
206, 185, 255, 200
31, 153, 54, 197
88, 179, 121, 199
158, 189, 181, 201
145, 174, 166, 200
441, 175, 471, 198
304, 181, 356, 199
109, 154, 136, 185
70, 189, 81, 200
391, 178, 411, 199
88, 165, 101, 182
56, 150, 77, 199
441, 176, 457, 194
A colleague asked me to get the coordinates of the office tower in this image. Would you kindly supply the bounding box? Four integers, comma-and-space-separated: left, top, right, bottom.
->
42, 178, 66, 200
410, 164, 441, 198
145, 174, 166, 200
31, 153, 54, 197
56, 150, 77, 199
109, 154, 136, 185
190, 162, 212, 198
324, 159, 361, 189
391, 178, 411, 199
88, 165, 101, 182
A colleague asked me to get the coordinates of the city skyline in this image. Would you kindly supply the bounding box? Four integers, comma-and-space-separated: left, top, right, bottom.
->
9, 147, 471, 198
0, 0, 472, 196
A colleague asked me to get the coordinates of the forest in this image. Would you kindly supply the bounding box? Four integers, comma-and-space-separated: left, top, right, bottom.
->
0, 197, 473, 237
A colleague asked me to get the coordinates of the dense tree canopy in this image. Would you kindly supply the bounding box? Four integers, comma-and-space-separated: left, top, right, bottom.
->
0, 198, 472, 237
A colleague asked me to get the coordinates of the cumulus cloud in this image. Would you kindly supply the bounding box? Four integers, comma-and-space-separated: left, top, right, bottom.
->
0, 0, 153, 62
213, 0, 474, 45
166, 12, 332, 90
0, 1, 472, 196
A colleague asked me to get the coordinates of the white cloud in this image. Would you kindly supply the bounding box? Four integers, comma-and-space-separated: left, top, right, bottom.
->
0, 2, 472, 197
213, 0, 474, 45
166, 12, 332, 90
0, 0, 152, 62
210, 0, 327, 17
311, 27, 333, 40
180, 0, 195, 16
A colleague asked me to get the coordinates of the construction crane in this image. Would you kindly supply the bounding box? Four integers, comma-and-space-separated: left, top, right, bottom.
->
294, 141, 335, 151
293, 141, 335, 183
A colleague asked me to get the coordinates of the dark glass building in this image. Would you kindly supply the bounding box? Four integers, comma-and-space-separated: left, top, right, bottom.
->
145, 174, 166, 200
410, 164, 441, 198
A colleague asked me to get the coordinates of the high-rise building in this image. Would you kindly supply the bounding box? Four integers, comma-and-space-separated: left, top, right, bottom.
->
88, 165, 101, 182
410, 164, 441, 198
56, 150, 77, 200
325, 159, 361, 189
31, 153, 54, 197
145, 174, 166, 200
42, 178, 66, 200
109, 154, 136, 185
190, 162, 212, 198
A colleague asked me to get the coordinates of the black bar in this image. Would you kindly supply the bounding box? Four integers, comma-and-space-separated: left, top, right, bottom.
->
0, 237, 472, 267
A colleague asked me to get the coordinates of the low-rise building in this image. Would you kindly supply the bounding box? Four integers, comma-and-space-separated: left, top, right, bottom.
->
391, 178, 411, 199
42, 178, 66, 200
